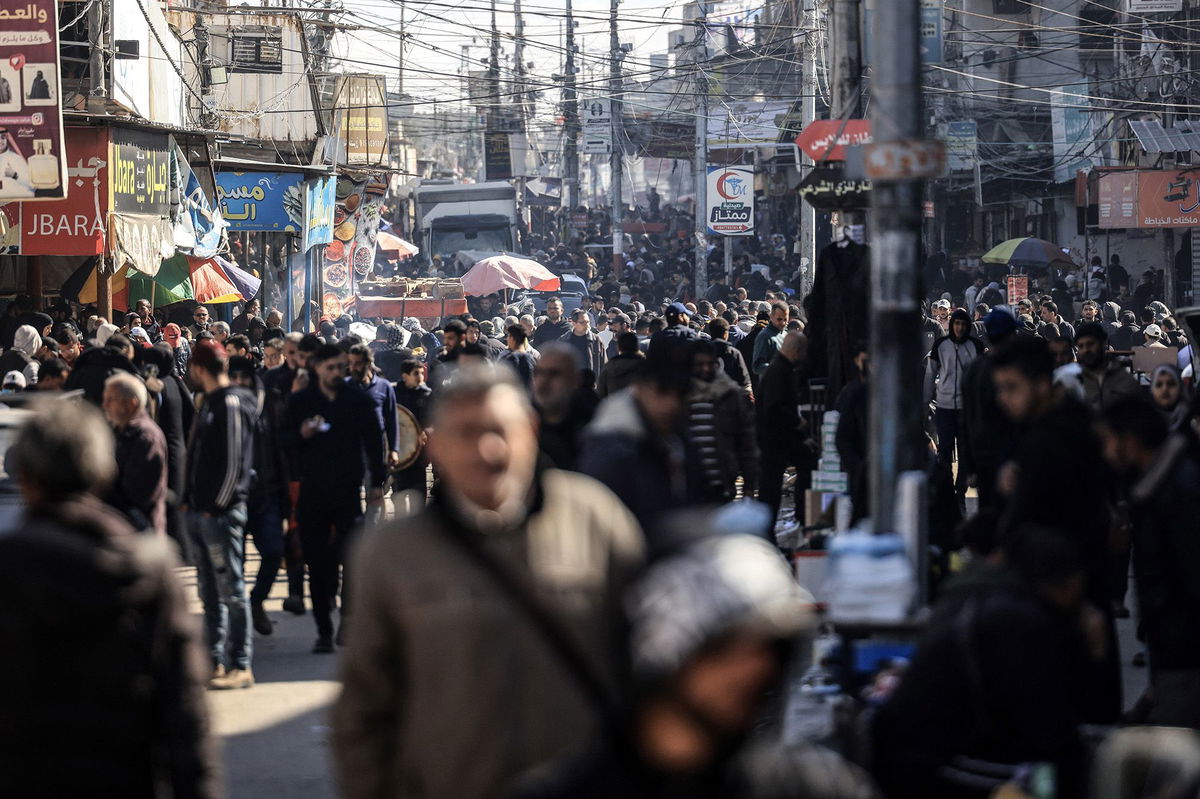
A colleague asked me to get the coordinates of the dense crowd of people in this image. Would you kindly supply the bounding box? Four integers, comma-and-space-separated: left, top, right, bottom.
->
2, 224, 1200, 798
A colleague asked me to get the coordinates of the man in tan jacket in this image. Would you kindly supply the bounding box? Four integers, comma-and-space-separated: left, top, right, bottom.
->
332, 364, 645, 799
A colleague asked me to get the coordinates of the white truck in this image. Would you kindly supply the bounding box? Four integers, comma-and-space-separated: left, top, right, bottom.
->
412, 181, 519, 269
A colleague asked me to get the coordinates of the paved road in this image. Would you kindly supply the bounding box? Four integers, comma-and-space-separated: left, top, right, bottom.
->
180, 554, 340, 799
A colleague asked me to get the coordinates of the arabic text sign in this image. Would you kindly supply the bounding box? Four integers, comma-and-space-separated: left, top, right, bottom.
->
1127, 0, 1181, 11
706, 166, 754, 236
1097, 170, 1200, 229
796, 120, 873, 162
707, 101, 791, 147
110, 128, 170, 216
798, 164, 871, 211
945, 120, 976, 171
335, 75, 389, 167
215, 171, 304, 232
21, 127, 107, 254
0, 0, 67, 200
303, 176, 335, 251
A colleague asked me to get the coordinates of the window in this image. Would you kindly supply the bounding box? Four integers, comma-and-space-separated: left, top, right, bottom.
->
230, 35, 283, 73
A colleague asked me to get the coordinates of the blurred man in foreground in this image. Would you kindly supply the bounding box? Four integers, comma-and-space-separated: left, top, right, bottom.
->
333, 364, 643, 799
0, 401, 217, 797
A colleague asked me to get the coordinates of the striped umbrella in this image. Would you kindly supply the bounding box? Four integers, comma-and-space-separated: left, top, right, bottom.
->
981, 237, 1075, 270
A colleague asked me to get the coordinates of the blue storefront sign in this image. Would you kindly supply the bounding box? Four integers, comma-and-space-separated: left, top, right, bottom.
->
303, 176, 336, 251
215, 172, 304, 232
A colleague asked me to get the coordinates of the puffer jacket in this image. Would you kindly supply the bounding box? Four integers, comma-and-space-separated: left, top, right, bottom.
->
684, 372, 759, 501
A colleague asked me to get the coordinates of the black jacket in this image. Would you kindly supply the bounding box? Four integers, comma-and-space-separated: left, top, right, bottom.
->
647, 323, 699, 367
1129, 434, 1200, 670
0, 496, 218, 798
872, 566, 1086, 799
712, 338, 752, 394
531, 319, 572, 350
64, 345, 138, 404
186, 385, 257, 514
284, 383, 387, 496
563, 329, 607, 375
757, 354, 801, 454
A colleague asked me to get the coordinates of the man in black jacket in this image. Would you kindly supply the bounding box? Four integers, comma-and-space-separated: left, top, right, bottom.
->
186, 340, 258, 690
563, 308, 606, 377
1099, 397, 1200, 727
757, 331, 810, 521
285, 344, 387, 653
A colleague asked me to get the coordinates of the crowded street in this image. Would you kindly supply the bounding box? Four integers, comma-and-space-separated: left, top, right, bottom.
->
7, 0, 1200, 796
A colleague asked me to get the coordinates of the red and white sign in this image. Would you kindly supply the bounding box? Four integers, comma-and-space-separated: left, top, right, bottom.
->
705, 166, 754, 236
20, 127, 107, 255
795, 119, 873, 162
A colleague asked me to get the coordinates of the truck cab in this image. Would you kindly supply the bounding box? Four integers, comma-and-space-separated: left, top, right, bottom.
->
413, 181, 519, 270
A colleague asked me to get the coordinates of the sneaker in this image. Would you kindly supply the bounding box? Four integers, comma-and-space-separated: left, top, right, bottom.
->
252, 602, 273, 636
207, 664, 226, 689
313, 635, 334, 654
282, 595, 306, 615
210, 668, 255, 690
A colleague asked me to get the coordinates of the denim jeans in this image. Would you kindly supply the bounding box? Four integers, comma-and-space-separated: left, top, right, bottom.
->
188, 503, 252, 670
247, 493, 284, 605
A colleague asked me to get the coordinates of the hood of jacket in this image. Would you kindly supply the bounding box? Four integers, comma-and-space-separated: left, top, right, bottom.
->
74, 344, 136, 374
688, 370, 739, 403
1103, 302, 1120, 323
12, 324, 39, 357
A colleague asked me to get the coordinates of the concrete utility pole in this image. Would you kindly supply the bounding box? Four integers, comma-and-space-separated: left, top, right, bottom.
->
609, 0, 624, 275
489, 0, 501, 131
831, 0, 862, 120
868, 0, 926, 539
563, 0, 580, 211
693, 7, 709, 290
798, 0, 817, 297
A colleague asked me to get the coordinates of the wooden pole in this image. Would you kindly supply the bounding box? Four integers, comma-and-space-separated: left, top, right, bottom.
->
26, 256, 42, 310
97, 260, 112, 321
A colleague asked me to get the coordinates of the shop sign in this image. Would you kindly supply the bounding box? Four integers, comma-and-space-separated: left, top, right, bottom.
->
0, 0, 68, 200
332, 75, 389, 167
20, 127, 107, 255
1007, 275, 1029, 305
303, 175, 335, 251
706, 166, 754, 236
796, 120, 873, 162
484, 131, 512, 181
798, 164, 871, 210
215, 171, 304, 232
110, 128, 169, 216
1097, 169, 1200, 228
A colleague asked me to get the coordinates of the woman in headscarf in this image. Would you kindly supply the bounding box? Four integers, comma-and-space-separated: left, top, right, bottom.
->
1150, 363, 1190, 432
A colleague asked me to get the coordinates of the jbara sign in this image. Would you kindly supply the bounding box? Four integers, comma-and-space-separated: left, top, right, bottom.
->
706, 166, 754, 236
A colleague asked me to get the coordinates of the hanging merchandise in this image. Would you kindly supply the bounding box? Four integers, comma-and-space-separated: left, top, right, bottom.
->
323, 174, 385, 317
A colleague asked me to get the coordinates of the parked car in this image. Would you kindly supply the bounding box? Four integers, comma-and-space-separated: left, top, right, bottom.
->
510, 273, 589, 315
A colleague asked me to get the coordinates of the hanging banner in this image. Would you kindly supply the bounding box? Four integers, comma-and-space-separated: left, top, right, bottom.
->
1050, 84, 1097, 185
920, 0, 943, 64
706, 166, 754, 236
332, 75, 389, 167
170, 145, 225, 258
1097, 170, 1138, 228
303, 175, 335, 251
0, 0, 67, 200
523, 176, 562, 207
322, 175, 385, 316
110, 213, 173, 277
20, 127, 107, 255
215, 171, 304, 232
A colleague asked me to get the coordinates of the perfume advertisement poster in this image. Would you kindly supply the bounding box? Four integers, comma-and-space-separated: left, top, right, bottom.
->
0, 0, 67, 200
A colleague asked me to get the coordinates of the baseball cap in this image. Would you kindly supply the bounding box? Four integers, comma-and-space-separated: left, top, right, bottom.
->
667, 302, 690, 316
2, 370, 25, 390
1144, 323, 1164, 340
933, 299, 951, 310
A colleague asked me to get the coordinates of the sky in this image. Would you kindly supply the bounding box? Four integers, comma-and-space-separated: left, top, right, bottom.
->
332, 0, 683, 119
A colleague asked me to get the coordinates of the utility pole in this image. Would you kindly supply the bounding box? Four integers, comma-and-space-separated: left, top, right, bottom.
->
831, 0, 862, 119
563, 0, 580, 212
868, 0, 926, 546
798, 0, 817, 297
693, 7, 709, 290
194, 14, 218, 129
609, 0, 624, 276
489, 0, 501, 132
